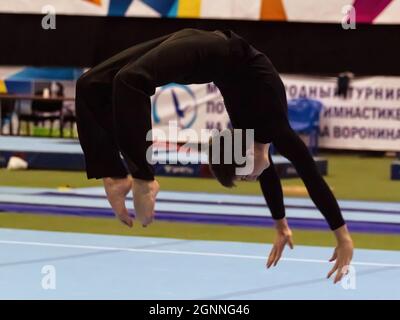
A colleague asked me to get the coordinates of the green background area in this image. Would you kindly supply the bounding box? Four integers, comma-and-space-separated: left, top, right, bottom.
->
0, 154, 398, 201
0, 154, 399, 250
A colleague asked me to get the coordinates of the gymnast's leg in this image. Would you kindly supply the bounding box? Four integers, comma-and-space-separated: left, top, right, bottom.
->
111, 29, 231, 226
75, 33, 174, 227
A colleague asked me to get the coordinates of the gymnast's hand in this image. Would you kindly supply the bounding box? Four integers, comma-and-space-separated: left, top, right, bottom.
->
103, 176, 134, 228
327, 225, 354, 284
267, 218, 294, 268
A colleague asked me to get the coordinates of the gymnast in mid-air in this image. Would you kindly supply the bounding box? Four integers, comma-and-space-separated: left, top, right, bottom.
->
76, 28, 353, 284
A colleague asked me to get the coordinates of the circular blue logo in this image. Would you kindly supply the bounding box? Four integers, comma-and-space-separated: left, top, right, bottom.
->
152, 83, 198, 129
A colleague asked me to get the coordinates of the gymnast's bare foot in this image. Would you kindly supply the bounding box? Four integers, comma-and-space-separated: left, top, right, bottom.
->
132, 179, 160, 227
103, 176, 133, 228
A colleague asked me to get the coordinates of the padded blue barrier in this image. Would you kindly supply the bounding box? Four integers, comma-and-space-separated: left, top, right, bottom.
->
391, 161, 400, 180
288, 98, 323, 155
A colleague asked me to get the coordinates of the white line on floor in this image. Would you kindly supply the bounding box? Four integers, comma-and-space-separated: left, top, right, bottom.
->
0, 239, 399, 268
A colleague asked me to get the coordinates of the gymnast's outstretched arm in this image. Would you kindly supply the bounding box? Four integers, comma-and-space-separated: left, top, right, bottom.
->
257, 125, 353, 283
